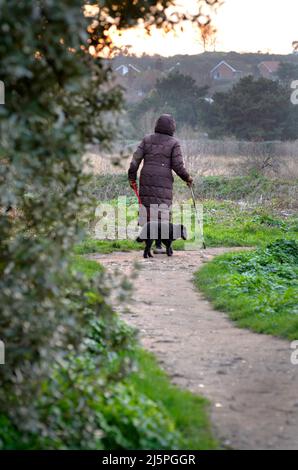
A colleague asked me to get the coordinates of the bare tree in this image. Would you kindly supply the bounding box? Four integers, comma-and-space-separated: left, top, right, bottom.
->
199, 23, 217, 52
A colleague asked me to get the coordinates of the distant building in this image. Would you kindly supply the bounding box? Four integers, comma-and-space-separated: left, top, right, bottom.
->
115, 64, 141, 77
258, 61, 280, 79
210, 60, 243, 81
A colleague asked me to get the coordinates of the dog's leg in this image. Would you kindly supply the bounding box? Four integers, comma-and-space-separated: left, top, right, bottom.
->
144, 240, 154, 258
147, 239, 154, 258
165, 240, 173, 257
143, 240, 149, 258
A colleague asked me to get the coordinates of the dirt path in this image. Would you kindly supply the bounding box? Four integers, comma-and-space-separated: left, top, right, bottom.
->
89, 248, 298, 450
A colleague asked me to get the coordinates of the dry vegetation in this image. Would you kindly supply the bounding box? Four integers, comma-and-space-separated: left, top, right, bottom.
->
85, 139, 298, 179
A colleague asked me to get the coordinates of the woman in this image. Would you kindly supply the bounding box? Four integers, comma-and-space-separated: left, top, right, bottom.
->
128, 114, 193, 253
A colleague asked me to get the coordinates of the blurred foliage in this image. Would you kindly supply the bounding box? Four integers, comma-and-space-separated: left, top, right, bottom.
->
0, 0, 221, 449
0, 0, 124, 442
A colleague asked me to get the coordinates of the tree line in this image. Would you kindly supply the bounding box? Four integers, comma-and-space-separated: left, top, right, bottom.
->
130, 66, 298, 141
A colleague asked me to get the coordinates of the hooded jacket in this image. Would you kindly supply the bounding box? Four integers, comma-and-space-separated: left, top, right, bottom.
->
128, 114, 190, 208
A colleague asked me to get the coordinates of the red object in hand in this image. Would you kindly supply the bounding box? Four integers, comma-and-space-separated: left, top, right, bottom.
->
130, 181, 142, 205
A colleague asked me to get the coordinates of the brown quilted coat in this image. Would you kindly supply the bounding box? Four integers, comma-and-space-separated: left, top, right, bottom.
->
128, 114, 190, 209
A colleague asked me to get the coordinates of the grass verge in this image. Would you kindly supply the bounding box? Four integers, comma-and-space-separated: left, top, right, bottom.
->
195, 239, 298, 340
130, 349, 217, 450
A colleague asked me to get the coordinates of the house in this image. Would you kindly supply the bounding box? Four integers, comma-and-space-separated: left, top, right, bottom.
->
115, 63, 141, 77
210, 60, 243, 81
258, 61, 280, 79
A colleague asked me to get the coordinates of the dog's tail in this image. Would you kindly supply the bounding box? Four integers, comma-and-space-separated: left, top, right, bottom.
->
136, 237, 142, 243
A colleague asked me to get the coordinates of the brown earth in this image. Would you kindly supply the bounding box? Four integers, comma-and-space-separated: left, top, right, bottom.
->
89, 248, 298, 450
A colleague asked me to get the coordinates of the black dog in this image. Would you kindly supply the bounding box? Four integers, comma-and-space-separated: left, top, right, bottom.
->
136, 222, 187, 258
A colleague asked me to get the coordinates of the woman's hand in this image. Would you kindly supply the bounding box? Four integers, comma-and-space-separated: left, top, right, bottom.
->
186, 176, 193, 187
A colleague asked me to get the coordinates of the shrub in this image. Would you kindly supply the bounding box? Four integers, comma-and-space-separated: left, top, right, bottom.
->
0, 0, 175, 447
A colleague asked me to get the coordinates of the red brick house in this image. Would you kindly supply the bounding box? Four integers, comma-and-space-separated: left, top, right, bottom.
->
210, 60, 243, 81
258, 61, 280, 80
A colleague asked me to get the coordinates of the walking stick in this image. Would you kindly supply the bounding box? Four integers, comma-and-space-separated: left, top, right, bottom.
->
190, 185, 206, 249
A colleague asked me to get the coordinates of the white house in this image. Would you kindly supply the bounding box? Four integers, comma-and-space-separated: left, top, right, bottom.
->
115, 64, 141, 76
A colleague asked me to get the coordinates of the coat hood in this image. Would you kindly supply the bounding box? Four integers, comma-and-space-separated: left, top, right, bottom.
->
154, 114, 176, 136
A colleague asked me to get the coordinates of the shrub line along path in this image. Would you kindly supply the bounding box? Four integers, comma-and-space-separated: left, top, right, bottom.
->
90, 248, 298, 450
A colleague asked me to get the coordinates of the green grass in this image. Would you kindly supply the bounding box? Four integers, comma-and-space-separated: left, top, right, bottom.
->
71, 254, 218, 449
75, 199, 298, 254
70, 255, 104, 278
195, 239, 298, 340
203, 200, 298, 247
130, 349, 217, 450
74, 238, 140, 255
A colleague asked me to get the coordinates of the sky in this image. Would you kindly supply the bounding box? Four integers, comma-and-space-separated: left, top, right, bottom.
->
110, 0, 298, 56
